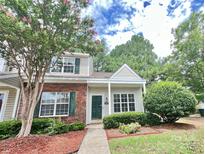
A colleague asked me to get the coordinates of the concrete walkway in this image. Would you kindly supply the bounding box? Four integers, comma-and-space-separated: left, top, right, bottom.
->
78, 124, 111, 154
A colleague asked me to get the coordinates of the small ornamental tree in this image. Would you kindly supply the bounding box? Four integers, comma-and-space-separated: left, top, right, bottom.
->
144, 81, 197, 123
0, 0, 103, 137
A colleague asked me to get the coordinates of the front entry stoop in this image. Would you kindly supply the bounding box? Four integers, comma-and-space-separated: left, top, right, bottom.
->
77, 124, 111, 154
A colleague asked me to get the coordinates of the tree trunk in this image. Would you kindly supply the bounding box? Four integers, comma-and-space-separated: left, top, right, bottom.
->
17, 85, 40, 137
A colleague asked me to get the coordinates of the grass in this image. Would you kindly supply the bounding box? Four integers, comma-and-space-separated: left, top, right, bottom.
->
109, 128, 204, 154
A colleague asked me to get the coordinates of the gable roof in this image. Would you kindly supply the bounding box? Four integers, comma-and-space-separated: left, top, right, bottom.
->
110, 64, 145, 81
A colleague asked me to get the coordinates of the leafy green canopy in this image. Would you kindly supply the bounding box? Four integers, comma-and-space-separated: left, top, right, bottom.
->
95, 35, 161, 83
144, 81, 197, 123
160, 12, 204, 96
0, 0, 103, 76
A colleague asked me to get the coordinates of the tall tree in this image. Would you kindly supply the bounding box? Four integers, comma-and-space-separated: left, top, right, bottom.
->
98, 35, 161, 83
93, 38, 108, 72
160, 12, 204, 95
0, 0, 102, 137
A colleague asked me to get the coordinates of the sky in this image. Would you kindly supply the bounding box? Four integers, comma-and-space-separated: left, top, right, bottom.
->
83, 0, 204, 57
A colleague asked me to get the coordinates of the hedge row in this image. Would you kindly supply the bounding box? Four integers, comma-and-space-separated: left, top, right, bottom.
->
0, 118, 85, 139
103, 112, 161, 129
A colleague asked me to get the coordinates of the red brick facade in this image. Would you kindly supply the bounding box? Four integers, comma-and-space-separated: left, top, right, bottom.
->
17, 83, 87, 124
42, 83, 87, 123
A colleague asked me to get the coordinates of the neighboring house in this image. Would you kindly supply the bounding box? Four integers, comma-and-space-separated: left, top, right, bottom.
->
0, 53, 146, 124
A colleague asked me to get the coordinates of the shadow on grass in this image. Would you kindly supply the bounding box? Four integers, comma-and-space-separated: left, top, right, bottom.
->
152, 122, 196, 131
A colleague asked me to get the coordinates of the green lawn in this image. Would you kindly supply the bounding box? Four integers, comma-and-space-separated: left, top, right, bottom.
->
109, 129, 204, 154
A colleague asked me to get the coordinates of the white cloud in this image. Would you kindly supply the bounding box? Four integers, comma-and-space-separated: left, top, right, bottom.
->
85, 0, 200, 57
107, 19, 131, 32
103, 31, 134, 50
131, 0, 192, 57
82, 0, 113, 17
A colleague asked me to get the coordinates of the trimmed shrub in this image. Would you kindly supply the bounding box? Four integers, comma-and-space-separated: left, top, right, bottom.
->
144, 81, 197, 123
103, 112, 146, 129
144, 113, 161, 126
31, 118, 58, 134
69, 122, 85, 131
0, 120, 21, 139
0, 118, 85, 139
119, 122, 141, 134
49, 122, 85, 135
48, 122, 68, 135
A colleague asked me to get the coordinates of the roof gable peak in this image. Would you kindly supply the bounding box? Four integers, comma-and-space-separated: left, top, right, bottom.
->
110, 64, 145, 81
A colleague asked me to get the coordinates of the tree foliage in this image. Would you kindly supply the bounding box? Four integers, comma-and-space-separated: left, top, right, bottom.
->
96, 35, 161, 83
144, 81, 197, 123
160, 12, 204, 95
0, 0, 102, 137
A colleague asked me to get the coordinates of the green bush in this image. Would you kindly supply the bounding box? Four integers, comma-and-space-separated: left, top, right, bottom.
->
48, 122, 68, 135
195, 93, 204, 102
103, 112, 146, 129
144, 113, 161, 126
0, 120, 21, 138
0, 118, 85, 139
119, 122, 141, 134
144, 81, 197, 123
69, 122, 85, 131
31, 118, 58, 134
49, 122, 85, 135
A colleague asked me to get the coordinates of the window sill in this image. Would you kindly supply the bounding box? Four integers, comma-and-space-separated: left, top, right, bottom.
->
39, 115, 69, 118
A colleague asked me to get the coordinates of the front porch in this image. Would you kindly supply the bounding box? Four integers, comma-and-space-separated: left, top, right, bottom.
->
0, 74, 20, 121
86, 82, 146, 124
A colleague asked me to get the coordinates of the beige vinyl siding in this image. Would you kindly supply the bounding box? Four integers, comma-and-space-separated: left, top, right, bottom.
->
79, 57, 89, 76
0, 86, 17, 120
111, 87, 144, 113
87, 87, 108, 124
87, 86, 144, 124
89, 57, 93, 76
113, 67, 142, 80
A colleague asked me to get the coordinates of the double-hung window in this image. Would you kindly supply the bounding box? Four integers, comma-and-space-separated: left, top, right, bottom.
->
50, 58, 63, 73
113, 93, 136, 113
63, 57, 75, 73
50, 57, 76, 73
40, 92, 70, 117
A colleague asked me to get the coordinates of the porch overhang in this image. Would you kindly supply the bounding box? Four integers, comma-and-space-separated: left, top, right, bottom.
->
87, 79, 146, 84
0, 73, 20, 89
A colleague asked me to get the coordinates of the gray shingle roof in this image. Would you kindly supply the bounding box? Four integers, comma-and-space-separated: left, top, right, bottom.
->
90, 72, 113, 78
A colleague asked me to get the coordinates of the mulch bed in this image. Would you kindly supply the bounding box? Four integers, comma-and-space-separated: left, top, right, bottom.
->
152, 123, 196, 132
106, 127, 161, 140
106, 118, 203, 140
0, 129, 87, 154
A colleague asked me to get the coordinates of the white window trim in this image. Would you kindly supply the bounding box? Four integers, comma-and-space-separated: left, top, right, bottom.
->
0, 91, 9, 121
113, 93, 136, 113
50, 57, 76, 74
39, 92, 70, 117
62, 57, 75, 73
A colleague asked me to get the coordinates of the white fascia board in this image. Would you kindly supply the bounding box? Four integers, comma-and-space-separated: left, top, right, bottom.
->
87, 79, 146, 84
0, 81, 20, 90
0, 73, 18, 79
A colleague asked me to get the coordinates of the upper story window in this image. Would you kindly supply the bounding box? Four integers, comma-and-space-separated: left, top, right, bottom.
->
63, 57, 75, 73
50, 57, 80, 74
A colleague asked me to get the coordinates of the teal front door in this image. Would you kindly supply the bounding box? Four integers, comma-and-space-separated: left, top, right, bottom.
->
92, 95, 102, 120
